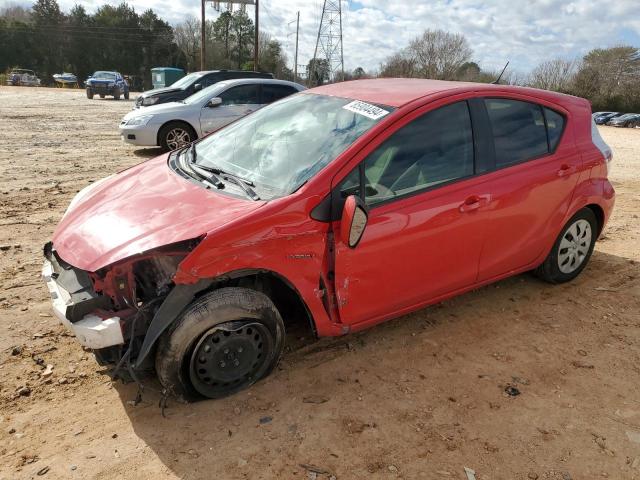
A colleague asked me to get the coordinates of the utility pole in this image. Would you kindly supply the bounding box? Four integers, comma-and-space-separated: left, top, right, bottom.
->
294, 11, 300, 80
200, 0, 206, 71
254, 0, 259, 71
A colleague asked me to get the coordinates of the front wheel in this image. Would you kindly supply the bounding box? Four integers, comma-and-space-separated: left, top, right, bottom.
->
156, 288, 285, 402
158, 121, 196, 151
86, 88, 93, 99
535, 208, 598, 284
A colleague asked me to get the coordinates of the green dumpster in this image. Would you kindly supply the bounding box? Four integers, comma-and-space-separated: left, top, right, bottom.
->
151, 67, 185, 89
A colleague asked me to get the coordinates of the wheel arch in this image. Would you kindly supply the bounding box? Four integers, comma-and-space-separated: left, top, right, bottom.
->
156, 119, 199, 146
197, 268, 318, 339
134, 268, 317, 370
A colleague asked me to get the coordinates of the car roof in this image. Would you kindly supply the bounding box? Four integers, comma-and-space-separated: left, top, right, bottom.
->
307, 78, 581, 108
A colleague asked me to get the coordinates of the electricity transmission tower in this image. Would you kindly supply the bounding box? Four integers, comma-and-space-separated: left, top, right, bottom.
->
312, 0, 344, 84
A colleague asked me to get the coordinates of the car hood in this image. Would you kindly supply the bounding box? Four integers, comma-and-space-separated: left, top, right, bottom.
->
52, 155, 264, 272
123, 102, 187, 120
139, 86, 183, 98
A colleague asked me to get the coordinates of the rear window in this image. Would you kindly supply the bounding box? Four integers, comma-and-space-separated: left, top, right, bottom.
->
485, 99, 548, 168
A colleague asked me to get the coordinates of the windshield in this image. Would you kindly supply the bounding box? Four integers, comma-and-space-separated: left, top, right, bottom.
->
194, 93, 393, 199
170, 72, 204, 89
93, 71, 116, 79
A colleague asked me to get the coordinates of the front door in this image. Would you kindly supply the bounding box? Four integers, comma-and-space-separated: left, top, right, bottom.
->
200, 84, 261, 135
332, 100, 491, 327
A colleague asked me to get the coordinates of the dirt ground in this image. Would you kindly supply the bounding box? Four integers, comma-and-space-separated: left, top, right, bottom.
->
0, 86, 639, 480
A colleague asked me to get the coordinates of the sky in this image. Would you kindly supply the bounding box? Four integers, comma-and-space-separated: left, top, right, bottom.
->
4, 0, 640, 75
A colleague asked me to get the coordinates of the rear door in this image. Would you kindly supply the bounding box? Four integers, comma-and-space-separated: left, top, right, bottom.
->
474, 97, 581, 281
332, 99, 491, 327
199, 83, 261, 134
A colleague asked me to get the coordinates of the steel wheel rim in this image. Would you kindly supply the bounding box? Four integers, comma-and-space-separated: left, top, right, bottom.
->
558, 219, 592, 274
189, 321, 273, 398
166, 128, 191, 150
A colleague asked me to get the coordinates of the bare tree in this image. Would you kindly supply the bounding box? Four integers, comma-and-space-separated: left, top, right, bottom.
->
379, 52, 416, 78
527, 58, 578, 92
174, 16, 200, 71
408, 29, 472, 79
379, 29, 472, 80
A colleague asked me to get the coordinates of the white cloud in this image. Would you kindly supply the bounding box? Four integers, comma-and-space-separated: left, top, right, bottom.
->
45, 0, 640, 75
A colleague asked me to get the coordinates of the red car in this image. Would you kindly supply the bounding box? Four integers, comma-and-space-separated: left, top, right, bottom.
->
43, 79, 615, 401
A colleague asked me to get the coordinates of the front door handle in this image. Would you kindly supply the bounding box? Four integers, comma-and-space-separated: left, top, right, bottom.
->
459, 194, 491, 213
557, 164, 575, 177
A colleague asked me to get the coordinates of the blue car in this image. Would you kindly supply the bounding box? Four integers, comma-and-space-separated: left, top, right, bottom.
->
85, 71, 129, 100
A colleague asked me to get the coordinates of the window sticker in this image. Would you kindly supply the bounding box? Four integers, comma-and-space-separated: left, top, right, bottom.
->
342, 100, 390, 120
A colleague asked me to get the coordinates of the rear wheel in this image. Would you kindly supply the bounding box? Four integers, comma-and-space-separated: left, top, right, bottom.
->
86, 88, 93, 99
155, 288, 285, 402
158, 121, 196, 151
535, 208, 598, 284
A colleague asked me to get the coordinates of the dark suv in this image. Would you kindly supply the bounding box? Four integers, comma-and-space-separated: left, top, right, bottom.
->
134, 70, 274, 108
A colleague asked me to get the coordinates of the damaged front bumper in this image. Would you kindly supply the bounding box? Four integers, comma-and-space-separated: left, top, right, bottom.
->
42, 259, 125, 349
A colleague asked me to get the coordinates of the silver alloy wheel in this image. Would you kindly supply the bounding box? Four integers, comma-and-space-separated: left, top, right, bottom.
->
558, 219, 592, 274
165, 128, 191, 150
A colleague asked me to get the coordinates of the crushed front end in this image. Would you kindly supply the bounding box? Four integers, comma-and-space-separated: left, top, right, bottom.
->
42, 240, 196, 370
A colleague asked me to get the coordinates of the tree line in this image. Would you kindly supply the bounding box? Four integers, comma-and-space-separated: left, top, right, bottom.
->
0, 0, 181, 89
377, 29, 640, 112
3, 2, 639, 111
0, 1, 292, 89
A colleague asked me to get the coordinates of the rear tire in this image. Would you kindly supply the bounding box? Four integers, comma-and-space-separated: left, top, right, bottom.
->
86, 88, 93, 99
155, 287, 285, 402
535, 208, 598, 284
158, 121, 196, 151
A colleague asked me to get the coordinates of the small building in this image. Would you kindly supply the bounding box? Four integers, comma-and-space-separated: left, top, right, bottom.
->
151, 67, 186, 89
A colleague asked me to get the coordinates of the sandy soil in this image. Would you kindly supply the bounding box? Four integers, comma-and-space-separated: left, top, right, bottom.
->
0, 86, 639, 480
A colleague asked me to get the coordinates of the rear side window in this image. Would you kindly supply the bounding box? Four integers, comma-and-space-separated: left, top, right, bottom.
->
485, 99, 548, 168
544, 107, 565, 151
262, 85, 297, 104
219, 84, 260, 105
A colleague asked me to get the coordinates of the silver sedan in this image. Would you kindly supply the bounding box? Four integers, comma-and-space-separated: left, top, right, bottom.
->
119, 78, 306, 151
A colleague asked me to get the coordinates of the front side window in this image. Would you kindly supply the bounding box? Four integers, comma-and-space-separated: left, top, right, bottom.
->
170, 72, 204, 89
333, 101, 474, 211
485, 99, 548, 168
194, 94, 392, 199
219, 85, 260, 105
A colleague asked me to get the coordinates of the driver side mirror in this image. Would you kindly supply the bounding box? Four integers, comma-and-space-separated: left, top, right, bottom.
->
194, 83, 203, 92
340, 195, 368, 249
207, 97, 222, 108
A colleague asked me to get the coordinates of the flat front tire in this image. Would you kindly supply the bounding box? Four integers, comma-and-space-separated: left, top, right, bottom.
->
155, 287, 285, 402
535, 208, 598, 284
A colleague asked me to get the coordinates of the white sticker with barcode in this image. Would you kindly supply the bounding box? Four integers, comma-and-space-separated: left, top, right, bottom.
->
342, 100, 390, 120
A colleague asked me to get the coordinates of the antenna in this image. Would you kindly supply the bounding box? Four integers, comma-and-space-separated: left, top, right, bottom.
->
492, 61, 509, 85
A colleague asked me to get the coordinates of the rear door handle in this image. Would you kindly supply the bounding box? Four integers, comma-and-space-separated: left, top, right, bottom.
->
557, 164, 575, 177
459, 194, 491, 213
